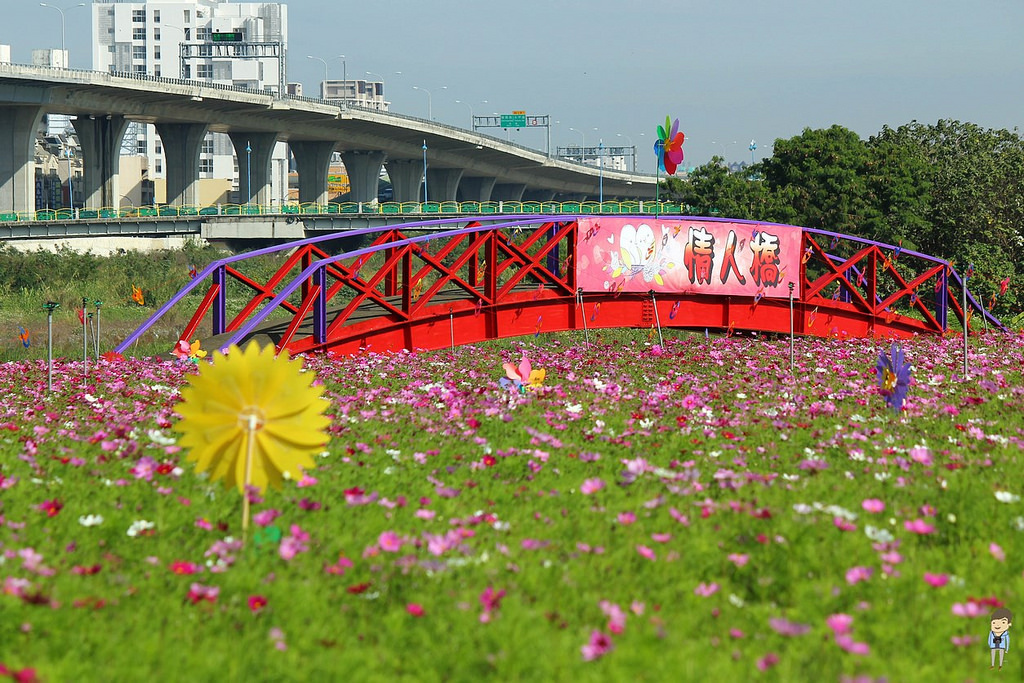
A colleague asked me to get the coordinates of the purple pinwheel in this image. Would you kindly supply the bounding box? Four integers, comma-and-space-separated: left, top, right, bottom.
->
876, 343, 912, 412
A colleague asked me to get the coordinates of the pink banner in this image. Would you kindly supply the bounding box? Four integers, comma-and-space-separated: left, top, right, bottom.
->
576, 218, 801, 298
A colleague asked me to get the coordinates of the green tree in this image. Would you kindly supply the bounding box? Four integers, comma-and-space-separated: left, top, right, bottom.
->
662, 158, 772, 220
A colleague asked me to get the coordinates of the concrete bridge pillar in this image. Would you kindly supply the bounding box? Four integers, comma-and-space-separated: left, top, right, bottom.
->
459, 176, 496, 202
340, 150, 386, 203
0, 106, 45, 215
524, 189, 556, 202
290, 141, 337, 205
73, 114, 130, 210
385, 159, 423, 203
228, 132, 278, 205
155, 122, 207, 206
492, 183, 527, 202
425, 168, 463, 202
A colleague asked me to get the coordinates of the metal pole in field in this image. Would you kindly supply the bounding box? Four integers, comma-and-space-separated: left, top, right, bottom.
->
577, 288, 590, 347
962, 275, 969, 380
650, 290, 664, 348
788, 282, 795, 376
44, 301, 58, 393
422, 141, 428, 204
81, 297, 88, 385
94, 300, 102, 362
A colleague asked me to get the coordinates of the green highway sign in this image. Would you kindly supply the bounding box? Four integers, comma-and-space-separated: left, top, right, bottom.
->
500, 114, 527, 128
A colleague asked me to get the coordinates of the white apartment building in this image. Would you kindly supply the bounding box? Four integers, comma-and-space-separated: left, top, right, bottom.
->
90, 0, 290, 205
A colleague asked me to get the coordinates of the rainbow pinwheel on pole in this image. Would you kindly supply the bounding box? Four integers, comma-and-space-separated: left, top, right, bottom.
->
653, 116, 685, 213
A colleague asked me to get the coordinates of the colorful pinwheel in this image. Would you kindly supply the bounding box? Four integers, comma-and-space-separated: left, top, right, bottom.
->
172, 339, 208, 363
17, 326, 30, 349
655, 116, 685, 175
999, 276, 1010, 297
500, 353, 545, 393
131, 284, 145, 306
876, 343, 912, 412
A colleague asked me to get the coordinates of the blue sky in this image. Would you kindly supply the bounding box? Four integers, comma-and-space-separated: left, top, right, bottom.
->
9, 0, 1024, 172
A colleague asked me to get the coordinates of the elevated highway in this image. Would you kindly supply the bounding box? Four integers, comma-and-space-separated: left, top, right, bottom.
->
0, 63, 655, 217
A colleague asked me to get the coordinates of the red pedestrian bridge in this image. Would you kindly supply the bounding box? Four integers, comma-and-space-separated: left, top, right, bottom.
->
116, 215, 1004, 356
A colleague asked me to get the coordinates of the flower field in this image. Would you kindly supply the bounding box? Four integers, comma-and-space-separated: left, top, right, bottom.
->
1, 330, 1023, 681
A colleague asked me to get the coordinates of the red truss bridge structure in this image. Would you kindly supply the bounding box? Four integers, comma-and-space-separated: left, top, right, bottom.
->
116, 215, 1006, 357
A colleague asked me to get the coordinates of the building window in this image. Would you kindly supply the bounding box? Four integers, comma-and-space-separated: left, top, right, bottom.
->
132, 9, 146, 22
196, 27, 210, 41
199, 158, 213, 174
154, 65, 161, 77
133, 46, 146, 60
184, 10, 191, 22
136, 141, 146, 155
153, 10, 160, 23
134, 65, 147, 74
196, 64, 213, 79
154, 47, 161, 60
155, 160, 162, 173
132, 28, 146, 41
153, 29, 160, 41
201, 138, 214, 155
154, 143, 162, 154
182, 65, 191, 79
198, 45, 212, 57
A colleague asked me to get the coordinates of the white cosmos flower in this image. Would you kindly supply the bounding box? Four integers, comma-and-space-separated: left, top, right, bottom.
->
126, 520, 155, 537
79, 514, 104, 527
864, 525, 894, 543
995, 491, 1020, 504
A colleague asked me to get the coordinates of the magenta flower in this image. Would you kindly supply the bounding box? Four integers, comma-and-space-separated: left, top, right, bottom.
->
826, 613, 853, 635
479, 586, 506, 621
635, 545, 656, 561
694, 582, 720, 597
833, 517, 856, 532
756, 653, 779, 671
835, 634, 870, 655
600, 601, 627, 634
279, 524, 310, 561
861, 498, 885, 513
252, 509, 281, 527
769, 617, 811, 636
727, 553, 749, 567
406, 603, 425, 617
187, 582, 219, 605
952, 602, 985, 618
248, 595, 268, 613
617, 511, 636, 525
581, 630, 613, 661
845, 566, 873, 585
990, 543, 1006, 561
904, 519, 936, 535
378, 531, 403, 553
923, 572, 949, 587
580, 478, 605, 495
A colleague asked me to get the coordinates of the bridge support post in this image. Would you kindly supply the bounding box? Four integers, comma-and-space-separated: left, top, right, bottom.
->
155, 122, 208, 207
73, 115, 130, 210
340, 150, 386, 204
459, 177, 496, 202
291, 141, 337, 206
425, 168, 464, 202
492, 183, 526, 202
0, 106, 45, 216
385, 159, 424, 203
228, 132, 278, 206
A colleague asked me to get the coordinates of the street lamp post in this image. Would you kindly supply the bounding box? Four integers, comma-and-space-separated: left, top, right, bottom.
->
307, 54, 344, 100
413, 86, 446, 120
598, 139, 604, 203
39, 3, 85, 65
569, 127, 585, 163
617, 133, 635, 172
455, 100, 474, 129
245, 140, 252, 210
421, 140, 428, 203
65, 146, 74, 214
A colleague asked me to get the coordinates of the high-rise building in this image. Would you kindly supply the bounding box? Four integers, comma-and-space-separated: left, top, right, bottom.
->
90, 0, 290, 205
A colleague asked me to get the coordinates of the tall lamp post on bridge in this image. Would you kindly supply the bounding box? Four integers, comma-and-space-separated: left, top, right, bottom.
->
455, 99, 486, 130
421, 140, 429, 203
39, 2, 85, 65
617, 133, 635, 172
413, 86, 446, 121
65, 146, 75, 213
307, 54, 344, 100
569, 127, 585, 163
245, 140, 252, 210
598, 139, 604, 203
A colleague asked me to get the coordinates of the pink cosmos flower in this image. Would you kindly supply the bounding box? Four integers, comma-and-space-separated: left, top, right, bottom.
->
845, 566, 873, 585
187, 582, 219, 604
923, 572, 949, 587
635, 545, 656, 561
756, 653, 779, 671
951, 634, 978, 648
770, 617, 811, 636
908, 445, 932, 466
581, 630, 613, 661
169, 561, 201, 575
826, 613, 853, 635
727, 553, 749, 567
406, 603, 425, 617
861, 498, 885, 513
694, 582, 720, 597
952, 602, 985, 618
617, 511, 636, 525
990, 543, 1006, 561
729, 628, 745, 639
248, 595, 268, 613
835, 634, 870, 655
324, 555, 354, 576
904, 519, 936, 535
279, 525, 310, 561
580, 478, 605, 495
252, 509, 281, 527
600, 601, 627, 634
834, 517, 856, 532
378, 531, 403, 553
